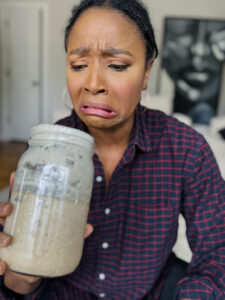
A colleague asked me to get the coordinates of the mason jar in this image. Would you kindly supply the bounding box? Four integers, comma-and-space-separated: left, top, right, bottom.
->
0, 124, 94, 277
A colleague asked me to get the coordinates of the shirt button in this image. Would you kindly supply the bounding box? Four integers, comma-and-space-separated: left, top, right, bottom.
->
102, 242, 109, 249
99, 293, 106, 298
96, 176, 103, 183
99, 273, 106, 280
105, 208, 111, 215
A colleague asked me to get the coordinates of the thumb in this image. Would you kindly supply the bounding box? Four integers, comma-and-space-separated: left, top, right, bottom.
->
9, 172, 16, 190
85, 224, 93, 238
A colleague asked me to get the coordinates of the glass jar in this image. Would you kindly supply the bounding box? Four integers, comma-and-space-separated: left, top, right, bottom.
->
0, 124, 94, 277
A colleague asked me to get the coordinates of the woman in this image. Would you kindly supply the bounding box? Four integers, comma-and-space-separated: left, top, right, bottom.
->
0, 0, 225, 299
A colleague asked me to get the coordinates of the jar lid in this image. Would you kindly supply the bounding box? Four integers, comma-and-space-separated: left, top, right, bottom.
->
29, 124, 94, 151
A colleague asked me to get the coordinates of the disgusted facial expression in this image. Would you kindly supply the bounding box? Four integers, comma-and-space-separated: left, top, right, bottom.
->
66, 8, 152, 132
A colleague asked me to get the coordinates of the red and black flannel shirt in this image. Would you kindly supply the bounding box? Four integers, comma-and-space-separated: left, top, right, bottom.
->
1, 105, 225, 299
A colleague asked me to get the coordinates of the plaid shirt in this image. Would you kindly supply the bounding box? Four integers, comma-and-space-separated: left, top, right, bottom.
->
1, 105, 225, 299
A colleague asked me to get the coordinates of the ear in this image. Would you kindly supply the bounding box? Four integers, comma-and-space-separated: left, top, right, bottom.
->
142, 58, 154, 90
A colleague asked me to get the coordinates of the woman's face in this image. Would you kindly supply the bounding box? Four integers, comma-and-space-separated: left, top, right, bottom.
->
66, 8, 152, 132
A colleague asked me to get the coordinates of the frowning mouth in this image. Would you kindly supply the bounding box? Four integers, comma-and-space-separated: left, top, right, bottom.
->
80, 102, 117, 118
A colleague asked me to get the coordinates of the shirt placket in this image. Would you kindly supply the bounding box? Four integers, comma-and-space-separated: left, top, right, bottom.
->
92, 145, 137, 299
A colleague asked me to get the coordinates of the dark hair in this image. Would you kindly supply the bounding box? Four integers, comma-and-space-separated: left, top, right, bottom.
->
64, 0, 158, 63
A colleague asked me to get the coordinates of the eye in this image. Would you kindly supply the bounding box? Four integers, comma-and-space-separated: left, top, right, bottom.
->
108, 64, 130, 71
70, 65, 87, 71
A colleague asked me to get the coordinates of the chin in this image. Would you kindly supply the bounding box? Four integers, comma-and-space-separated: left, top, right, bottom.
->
82, 116, 119, 131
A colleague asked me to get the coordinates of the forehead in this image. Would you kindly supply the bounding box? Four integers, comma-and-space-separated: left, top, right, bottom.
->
68, 7, 145, 50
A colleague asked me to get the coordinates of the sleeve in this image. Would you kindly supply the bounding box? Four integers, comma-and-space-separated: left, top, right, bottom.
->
23, 279, 47, 300
0, 274, 85, 299
174, 138, 225, 299
0, 276, 47, 300
0, 275, 21, 300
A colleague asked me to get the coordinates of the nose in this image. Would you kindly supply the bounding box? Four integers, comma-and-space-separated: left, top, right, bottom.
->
84, 64, 108, 95
190, 22, 210, 69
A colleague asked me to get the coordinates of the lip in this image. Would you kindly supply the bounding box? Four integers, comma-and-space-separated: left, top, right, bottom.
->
80, 101, 117, 118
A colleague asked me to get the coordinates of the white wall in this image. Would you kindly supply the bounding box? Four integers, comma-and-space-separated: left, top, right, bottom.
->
0, 0, 225, 135
0, 0, 79, 136
45, 0, 80, 122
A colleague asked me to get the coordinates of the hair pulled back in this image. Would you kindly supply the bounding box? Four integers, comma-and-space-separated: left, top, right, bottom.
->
65, 0, 158, 63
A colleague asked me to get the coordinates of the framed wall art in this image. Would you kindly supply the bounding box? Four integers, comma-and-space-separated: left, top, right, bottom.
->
158, 17, 225, 124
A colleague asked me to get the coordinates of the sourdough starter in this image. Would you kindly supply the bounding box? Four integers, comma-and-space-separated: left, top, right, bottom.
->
0, 124, 94, 277
1, 190, 89, 277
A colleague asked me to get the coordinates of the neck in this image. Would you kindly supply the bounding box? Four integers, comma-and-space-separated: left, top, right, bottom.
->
88, 116, 134, 152
87, 114, 136, 187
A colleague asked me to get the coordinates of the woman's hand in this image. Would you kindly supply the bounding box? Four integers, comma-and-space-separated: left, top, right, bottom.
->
0, 202, 13, 274
0, 172, 94, 294
0, 172, 42, 294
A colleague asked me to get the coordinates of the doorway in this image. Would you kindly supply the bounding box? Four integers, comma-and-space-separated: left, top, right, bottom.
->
0, 1, 48, 141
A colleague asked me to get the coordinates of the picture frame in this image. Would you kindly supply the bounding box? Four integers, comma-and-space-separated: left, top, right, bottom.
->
158, 17, 225, 124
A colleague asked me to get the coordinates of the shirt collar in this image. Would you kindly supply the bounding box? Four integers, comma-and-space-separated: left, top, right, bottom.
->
130, 104, 153, 153
71, 109, 88, 132
70, 104, 167, 154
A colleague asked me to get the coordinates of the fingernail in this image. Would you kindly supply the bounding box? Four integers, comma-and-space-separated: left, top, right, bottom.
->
2, 204, 9, 213
0, 236, 10, 245
4, 237, 10, 244
3, 203, 9, 212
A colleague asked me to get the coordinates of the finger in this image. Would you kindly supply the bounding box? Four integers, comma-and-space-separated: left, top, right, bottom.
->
0, 260, 7, 275
0, 232, 11, 247
84, 224, 93, 238
0, 203, 13, 218
9, 172, 16, 190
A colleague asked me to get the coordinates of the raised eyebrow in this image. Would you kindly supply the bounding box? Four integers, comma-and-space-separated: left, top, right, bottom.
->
102, 47, 133, 57
69, 46, 90, 56
69, 46, 133, 57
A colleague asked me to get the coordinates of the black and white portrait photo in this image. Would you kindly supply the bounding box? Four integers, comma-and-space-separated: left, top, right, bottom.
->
159, 17, 225, 124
